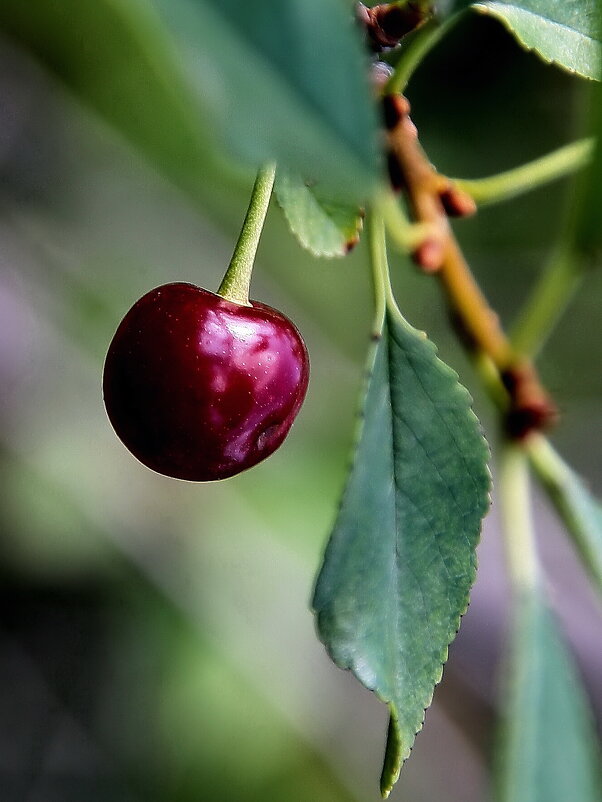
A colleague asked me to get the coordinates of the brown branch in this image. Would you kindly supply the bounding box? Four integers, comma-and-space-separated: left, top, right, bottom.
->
383, 93, 557, 439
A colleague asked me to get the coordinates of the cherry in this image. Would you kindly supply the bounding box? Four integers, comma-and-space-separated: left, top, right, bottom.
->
103, 282, 309, 481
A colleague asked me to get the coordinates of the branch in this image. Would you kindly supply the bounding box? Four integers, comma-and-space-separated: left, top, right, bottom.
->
383, 93, 557, 439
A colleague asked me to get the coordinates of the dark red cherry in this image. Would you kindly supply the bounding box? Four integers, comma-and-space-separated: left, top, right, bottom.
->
103, 282, 309, 481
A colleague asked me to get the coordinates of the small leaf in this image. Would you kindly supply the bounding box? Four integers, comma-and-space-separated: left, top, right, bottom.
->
275, 170, 363, 258
312, 302, 490, 796
154, 0, 379, 201
472, 1, 601, 81
496, 590, 602, 802
529, 437, 602, 598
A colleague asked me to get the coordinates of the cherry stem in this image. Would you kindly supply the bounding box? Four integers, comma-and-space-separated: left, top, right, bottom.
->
218, 162, 276, 306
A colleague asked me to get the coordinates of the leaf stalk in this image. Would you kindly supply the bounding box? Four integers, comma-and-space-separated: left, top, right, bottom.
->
453, 138, 593, 207
499, 444, 540, 592
368, 210, 393, 332
385, 12, 462, 94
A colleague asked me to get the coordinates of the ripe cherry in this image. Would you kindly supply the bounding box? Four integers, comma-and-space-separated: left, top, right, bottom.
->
103, 282, 309, 481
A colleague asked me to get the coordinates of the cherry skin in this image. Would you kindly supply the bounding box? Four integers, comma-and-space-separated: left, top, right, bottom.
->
103, 282, 309, 481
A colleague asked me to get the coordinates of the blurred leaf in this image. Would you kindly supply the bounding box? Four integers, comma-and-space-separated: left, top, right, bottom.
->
275, 170, 363, 257
529, 437, 602, 598
123, 582, 362, 802
0, 444, 361, 802
0, 452, 117, 578
495, 590, 602, 802
0, 0, 379, 213
574, 81, 602, 256
154, 0, 380, 201
312, 302, 490, 797
0, 0, 237, 217
472, 1, 601, 81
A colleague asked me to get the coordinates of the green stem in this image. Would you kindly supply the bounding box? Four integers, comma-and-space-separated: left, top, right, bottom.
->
368, 210, 392, 331
526, 435, 602, 590
473, 352, 508, 411
377, 190, 433, 252
453, 138, 593, 207
218, 162, 276, 306
385, 13, 462, 95
499, 444, 540, 593
510, 247, 582, 358
526, 434, 568, 490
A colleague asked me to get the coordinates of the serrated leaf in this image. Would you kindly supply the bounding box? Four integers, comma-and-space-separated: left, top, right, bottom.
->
153, 0, 379, 201
472, 1, 601, 81
529, 438, 602, 598
275, 170, 363, 258
496, 590, 601, 802
312, 302, 490, 797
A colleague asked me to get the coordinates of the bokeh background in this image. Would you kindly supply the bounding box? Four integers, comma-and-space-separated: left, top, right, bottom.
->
0, 10, 601, 802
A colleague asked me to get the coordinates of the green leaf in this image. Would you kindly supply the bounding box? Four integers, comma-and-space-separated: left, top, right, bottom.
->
529, 437, 602, 598
496, 590, 602, 802
575, 81, 602, 256
275, 170, 363, 258
154, 0, 379, 201
472, 1, 601, 81
312, 302, 490, 797
0, 0, 237, 218
0, 0, 379, 210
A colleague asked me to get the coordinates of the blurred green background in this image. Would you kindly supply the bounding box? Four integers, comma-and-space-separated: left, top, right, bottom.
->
0, 8, 601, 801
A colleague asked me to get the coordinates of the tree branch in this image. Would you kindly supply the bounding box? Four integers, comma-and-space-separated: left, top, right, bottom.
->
383, 93, 557, 439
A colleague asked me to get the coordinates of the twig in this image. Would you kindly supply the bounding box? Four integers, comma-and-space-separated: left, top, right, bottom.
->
383, 93, 557, 438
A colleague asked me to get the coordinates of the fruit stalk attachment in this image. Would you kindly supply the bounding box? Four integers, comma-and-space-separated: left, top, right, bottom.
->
218, 162, 277, 306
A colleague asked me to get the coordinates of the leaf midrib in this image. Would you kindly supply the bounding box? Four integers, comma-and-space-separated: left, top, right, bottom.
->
383, 318, 453, 709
